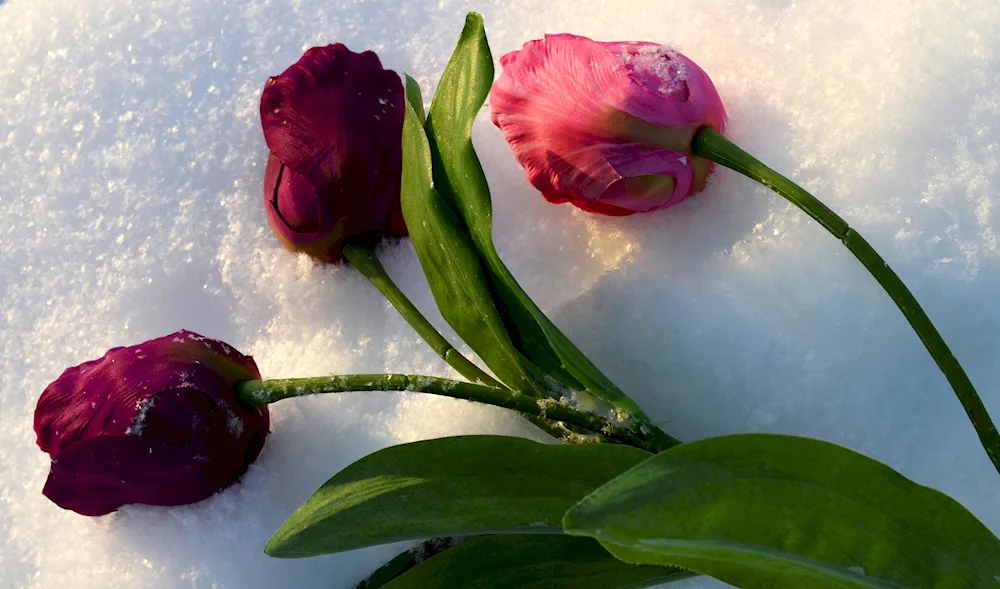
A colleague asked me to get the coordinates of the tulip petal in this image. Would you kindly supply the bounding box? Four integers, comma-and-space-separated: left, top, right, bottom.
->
35, 331, 261, 457
262, 154, 338, 255
263, 153, 407, 263
265, 156, 321, 234
35, 349, 148, 458
42, 388, 266, 517
42, 434, 205, 516
597, 40, 726, 132
42, 424, 265, 517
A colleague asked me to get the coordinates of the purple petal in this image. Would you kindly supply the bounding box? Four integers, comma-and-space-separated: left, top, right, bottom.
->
42, 403, 266, 517
35, 330, 261, 458
265, 154, 322, 234
263, 153, 337, 256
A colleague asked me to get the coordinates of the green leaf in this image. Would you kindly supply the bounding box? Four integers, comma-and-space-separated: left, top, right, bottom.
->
264, 435, 650, 558
398, 80, 537, 394
402, 73, 425, 124
379, 535, 694, 589
356, 538, 456, 589
563, 433, 1000, 589
423, 12, 497, 259
424, 12, 658, 432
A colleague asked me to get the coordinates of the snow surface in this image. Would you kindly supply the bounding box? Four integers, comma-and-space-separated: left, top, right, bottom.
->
2, 0, 1000, 587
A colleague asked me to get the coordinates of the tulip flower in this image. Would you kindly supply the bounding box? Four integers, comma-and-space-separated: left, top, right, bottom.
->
491, 32, 1000, 475
489, 34, 727, 215
33, 328, 667, 518
260, 44, 407, 263
34, 330, 269, 516
259, 45, 507, 395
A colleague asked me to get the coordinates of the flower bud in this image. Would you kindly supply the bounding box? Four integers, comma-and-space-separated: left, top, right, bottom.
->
490, 34, 727, 215
260, 44, 407, 262
34, 331, 269, 516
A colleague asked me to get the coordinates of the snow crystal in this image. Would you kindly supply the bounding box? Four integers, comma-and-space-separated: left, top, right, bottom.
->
226, 410, 244, 437
126, 397, 156, 436
3, 0, 1000, 588
618, 44, 689, 99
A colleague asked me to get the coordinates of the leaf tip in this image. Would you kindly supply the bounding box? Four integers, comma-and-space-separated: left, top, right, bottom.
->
402, 73, 426, 124
464, 11, 484, 28
262, 536, 286, 558
262, 520, 309, 559
560, 505, 587, 537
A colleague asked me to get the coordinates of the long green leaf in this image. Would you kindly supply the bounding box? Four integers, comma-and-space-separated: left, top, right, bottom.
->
563, 433, 1000, 589
265, 435, 650, 558
424, 13, 575, 389
424, 12, 658, 432
378, 535, 693, 589
398, 78, 537, 394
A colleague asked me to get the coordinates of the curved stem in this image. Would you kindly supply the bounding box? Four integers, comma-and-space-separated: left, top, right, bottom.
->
693, 127, 1000, 474
343, 243, 501, 388
238, 374, 678, 453
343, 243, 627, 444
341, 245, 673, 448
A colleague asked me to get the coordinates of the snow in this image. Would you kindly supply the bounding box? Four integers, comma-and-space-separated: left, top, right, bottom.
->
2, 0, 999, 587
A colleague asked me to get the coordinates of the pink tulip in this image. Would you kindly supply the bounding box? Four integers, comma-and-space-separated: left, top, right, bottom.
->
490, 34, 727, 215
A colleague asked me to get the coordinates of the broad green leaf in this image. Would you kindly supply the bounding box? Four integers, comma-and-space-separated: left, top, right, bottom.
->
424, 13, 658, 433
398, 83, 537, 394
379, 535, 694, 589
264, 435, 650, 558
564, 433, 1000, 589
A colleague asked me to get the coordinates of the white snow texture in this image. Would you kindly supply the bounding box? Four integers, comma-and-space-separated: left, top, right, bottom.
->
2, 0, 1000, 588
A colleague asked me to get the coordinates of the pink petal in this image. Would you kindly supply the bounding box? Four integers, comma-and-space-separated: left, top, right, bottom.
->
596, 40, 726, 131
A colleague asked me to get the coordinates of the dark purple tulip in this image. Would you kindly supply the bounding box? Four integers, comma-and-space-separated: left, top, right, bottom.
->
34, 330, 269, 516
260, 44, 407, 263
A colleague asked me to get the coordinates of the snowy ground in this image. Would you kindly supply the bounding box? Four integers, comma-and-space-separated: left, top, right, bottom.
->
3, 0, 1000, 587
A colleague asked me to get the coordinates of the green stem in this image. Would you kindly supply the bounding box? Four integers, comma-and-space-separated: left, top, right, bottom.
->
341, 244, 671, 448
343, 243, 628, 444
342, 243, 501, 388
238, 374, 676, 453
693, 127, 1000, 474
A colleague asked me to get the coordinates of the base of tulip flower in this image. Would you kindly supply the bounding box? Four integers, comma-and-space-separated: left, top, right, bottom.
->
691, 126, 1000, 475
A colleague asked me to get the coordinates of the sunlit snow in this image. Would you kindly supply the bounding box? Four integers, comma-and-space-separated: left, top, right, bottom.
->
2, 0, 1000, 587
